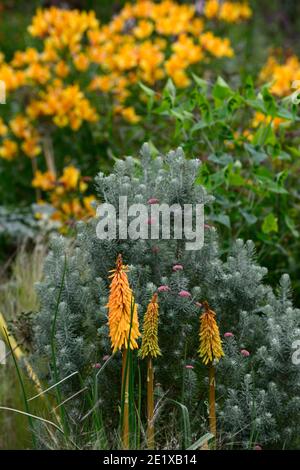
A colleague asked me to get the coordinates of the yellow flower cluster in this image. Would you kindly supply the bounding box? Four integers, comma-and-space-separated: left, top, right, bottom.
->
32, 165, 96, 225
260, 55, 300, 96
204, 0, 252, 22
0, 0, 252, 141
107, 254, 141, 353
0, 114, 41, 159
199, 301, 224, 365
0, 0, 251, 185
27, 83, 98, 130
251, 111, 289, 130
139, 293, 161, 359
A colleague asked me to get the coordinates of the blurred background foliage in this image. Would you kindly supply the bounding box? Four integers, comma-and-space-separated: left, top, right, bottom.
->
1, 0, 300, 59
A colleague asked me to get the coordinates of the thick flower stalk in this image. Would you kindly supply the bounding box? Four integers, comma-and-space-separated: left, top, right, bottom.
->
198, 301, 224, 442
139, 293, 161, 449
107, 254, 140, 353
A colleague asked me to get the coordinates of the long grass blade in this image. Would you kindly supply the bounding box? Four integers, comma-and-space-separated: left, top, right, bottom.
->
187, 432, 214, 450
0, 406, 64, 434
27, 371, 78, 402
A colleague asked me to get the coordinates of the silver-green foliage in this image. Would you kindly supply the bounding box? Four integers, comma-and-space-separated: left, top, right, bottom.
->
33, 144, 300, 448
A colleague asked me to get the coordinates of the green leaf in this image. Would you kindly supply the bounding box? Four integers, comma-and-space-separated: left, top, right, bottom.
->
139, 81, 155, 97
262, 213, 278, 234
139, 82, 155, 112
240, 209, 257, 225
285, 215, 299, 238
252, 124, 276, 146
187, 433, 214, 450
210, 213, 231, 228
256, 175, 288, 194
196, 94, 212, 122
191, 73, 208, 91
212, 76, 234, 100
244, 143, 268, 164
208, 153, 233, 166
228, 171, 245, 186
262, 87, 277, 116
244, 76, 256, 99
163, 78, 176, 105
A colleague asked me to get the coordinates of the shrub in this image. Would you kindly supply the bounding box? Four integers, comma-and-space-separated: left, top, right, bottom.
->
33, 144, 300, 448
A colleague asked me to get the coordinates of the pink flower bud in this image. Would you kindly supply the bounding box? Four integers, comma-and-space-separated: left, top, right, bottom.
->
224, 332, 234, 338
195, 302, 203, 308
185, 365, 194, 370
147, 198, 159, 204
93, 363, 101, 369
173, 264, 183, 271
241, 349, 250, 357
254, 445, 262, 450
179, 290, 191, 298
102, 355, 110, 362
158, 285, 170, 293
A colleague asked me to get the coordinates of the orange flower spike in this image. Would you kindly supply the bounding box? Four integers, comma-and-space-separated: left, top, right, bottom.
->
107, 254, 140, 353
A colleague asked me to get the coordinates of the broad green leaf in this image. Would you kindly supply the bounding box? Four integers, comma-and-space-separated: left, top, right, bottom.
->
212, 76, 233, 100
240, 209, 258, 225
208, 153, 233, 166
256, 175, 288, 194
244, 143, 268, 164
262, 213, 278, 234
191, 73, 208, 91
210, 213, 231, 228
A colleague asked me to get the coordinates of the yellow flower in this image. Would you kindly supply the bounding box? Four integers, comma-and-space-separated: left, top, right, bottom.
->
251, 112, 289, 130
200, 32, 234, 58
165, 54, 191, 87
83, 195, 96, 216
107, 254, 140, 353
10, 115, 31, 139
199, 301, 224, 365
55, 60, 70, 78
0, 139, 18, 160
0, 64, 26, 91
139, 293, 161, 359
219, 2, 252, 22
21, 136, 42, 158
260, 55, 300, 96
61, 198, 83, 217
59, 165, 80, 190
89, 75, 113, 92
204, 0, 219, 19
133, 20, 154, 39
116, 106, 141, 124
73, 53, 90, 72
26, 63, 51, 84
32, 170, 56, 191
